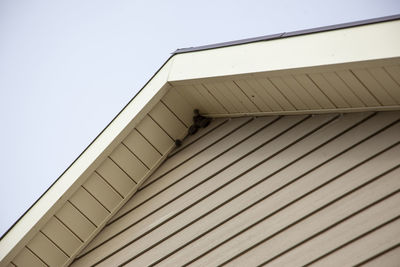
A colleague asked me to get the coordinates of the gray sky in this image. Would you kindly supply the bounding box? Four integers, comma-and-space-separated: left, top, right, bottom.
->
1, 0, 399, 237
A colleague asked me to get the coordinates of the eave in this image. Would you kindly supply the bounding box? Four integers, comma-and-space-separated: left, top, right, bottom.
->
1, 15, 400, 266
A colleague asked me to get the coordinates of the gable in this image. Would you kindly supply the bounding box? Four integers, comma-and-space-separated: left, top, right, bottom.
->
1, 16, 400, 266
72, 111, 400, 266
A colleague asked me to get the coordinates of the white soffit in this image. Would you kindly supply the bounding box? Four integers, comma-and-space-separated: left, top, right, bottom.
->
1, 16, 400, 266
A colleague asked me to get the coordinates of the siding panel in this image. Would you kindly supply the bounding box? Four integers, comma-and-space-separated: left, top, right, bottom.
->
161, 87, 194, 127
203, 83, 238, 113
136, 115, 174, 155
27, 232, 68, 266
336, 70, 380, 107
368, 67, 400, 104
352, 69, 397, 105
41, 217, 82, 257
322, 72, 364, 107
224, 81, 261, 113
269, 77, 308, 109
311, 218, 400, 267
308, 73, 349, 108
82, 172, 123, 212
254, 77, 294, 110
12, 247, 46, 267
56, 202, 96, 242
233, 80, 273, 112
148, 102, 187, 140
123, 129, 162, 170
266, 187, 400, 266
109, 144, 148, 183
96, 158, 136, 198
174, 85, 217, 114
69, 187, 109, 226
294, 74, 335, 109
193, 84, 228, 114
361, 245, 400, 267
225, 167, 400, 266
72, 111, 400, 267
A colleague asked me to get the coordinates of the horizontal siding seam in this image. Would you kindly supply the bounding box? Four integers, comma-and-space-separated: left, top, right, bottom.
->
141, 118, 253, 191
303, 215, 400, 267
109, 116, 350, 265
151, 114, 381, 266
353, 242, 400, 267
218, 144, 400, 266
259, 184, 400, 266
184, 117, 400, 266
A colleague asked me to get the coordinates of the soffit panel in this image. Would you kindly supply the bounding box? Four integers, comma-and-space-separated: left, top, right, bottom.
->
172, 58, 400, 117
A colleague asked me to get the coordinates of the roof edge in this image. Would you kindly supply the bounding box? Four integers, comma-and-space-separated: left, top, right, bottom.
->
172, 14, 400, 54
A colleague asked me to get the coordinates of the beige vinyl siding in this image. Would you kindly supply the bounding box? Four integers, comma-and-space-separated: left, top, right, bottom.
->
71, 111, 400, 266
360, 244, 400, 267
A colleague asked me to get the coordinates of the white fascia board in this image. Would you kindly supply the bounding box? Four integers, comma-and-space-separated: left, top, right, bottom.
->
168, 20, 400, 82
0, 59, 173, 263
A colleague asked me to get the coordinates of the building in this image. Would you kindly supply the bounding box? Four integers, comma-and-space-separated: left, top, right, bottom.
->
1, 14, 400, 266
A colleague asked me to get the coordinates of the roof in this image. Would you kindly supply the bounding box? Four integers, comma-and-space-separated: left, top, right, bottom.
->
1, 15, 400, 266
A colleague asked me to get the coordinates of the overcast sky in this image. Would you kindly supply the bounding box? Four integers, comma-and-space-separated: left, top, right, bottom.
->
1, 0, 399, 237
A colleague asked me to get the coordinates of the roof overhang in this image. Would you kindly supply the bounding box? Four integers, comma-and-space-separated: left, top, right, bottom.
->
1, 16, 400, 266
